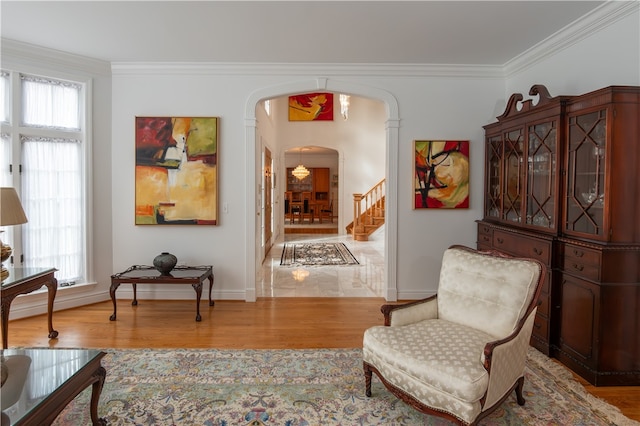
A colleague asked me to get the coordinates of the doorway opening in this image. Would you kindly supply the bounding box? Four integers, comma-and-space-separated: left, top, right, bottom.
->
246, 78, 399, 302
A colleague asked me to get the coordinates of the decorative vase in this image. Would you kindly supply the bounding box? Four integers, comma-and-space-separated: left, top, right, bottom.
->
153, 252, 177, 275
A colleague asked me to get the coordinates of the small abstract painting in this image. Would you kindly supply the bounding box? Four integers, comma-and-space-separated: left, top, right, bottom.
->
135, 117, 219, 225
414, 140, 469, 209
288, 93, 334, 121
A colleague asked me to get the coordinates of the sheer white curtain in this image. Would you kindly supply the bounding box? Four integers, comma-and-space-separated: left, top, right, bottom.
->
22, 137, 83, 283
22, 75, 80, 130
20, 75, 84, 284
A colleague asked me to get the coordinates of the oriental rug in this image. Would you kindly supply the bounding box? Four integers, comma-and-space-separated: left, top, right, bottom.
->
280, 242, 359, 266
52, 347, 638, 426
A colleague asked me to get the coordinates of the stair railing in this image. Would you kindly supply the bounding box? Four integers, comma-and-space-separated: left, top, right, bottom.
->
352, 179, 385, 238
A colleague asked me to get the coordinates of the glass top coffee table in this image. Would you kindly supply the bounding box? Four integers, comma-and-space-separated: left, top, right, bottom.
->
110, 265, 214, 322
1, 348, 106, 425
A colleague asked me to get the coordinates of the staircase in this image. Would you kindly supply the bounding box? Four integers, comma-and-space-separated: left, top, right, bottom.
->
346, 179, 385, 241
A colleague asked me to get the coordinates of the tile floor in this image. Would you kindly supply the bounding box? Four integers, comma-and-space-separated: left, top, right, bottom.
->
257, 227, 385, 297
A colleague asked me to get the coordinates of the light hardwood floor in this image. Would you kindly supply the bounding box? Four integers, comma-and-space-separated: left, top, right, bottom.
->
4, 298, 639, 422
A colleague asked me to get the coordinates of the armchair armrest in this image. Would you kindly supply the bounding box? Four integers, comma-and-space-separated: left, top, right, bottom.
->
481, 307, 538, 410
381, 295, 438, 327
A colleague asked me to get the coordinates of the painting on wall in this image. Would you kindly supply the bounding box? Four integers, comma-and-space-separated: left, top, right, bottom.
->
414, 140, 469, 209
288, 93, 334, 121
135, 117, 219, 225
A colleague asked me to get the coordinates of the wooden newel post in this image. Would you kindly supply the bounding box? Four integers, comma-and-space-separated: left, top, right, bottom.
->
353, 193, 363, 238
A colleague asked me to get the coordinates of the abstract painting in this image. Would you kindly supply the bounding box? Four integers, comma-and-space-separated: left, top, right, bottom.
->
414, 140, 469, 209
288, 93, 334, 121
135, 117, 218, 225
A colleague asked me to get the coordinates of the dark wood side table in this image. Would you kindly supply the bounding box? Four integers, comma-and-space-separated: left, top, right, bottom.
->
1, 267, 58, 349
1, 348, 106, 425
109, 265, 214, 322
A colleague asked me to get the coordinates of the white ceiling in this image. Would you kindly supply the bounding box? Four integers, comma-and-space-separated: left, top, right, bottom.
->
1, 1, 606, 65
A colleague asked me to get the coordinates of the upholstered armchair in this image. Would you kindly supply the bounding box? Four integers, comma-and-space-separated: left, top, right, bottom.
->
363, 245, 545, 425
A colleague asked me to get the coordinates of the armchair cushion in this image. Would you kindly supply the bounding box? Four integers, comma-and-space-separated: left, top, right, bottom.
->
364, 319, 493, 403
437, 246, 539, 339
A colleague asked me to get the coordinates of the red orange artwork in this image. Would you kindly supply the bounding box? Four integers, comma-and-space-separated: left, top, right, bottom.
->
135, 117, 219, 225
414, 140, 469, 209
288, 93, 334, 121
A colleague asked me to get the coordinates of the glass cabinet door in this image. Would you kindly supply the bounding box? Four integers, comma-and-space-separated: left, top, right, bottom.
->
526, 120, 557, 230
485, 135, 502, 219
565, 109, 606, 237
503, 128, 524, 223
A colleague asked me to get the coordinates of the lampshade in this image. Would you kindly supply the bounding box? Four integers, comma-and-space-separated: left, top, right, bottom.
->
1, 187, 28, 226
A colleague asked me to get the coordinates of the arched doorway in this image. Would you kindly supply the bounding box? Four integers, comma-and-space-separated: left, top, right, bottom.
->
245, 78, 399, 302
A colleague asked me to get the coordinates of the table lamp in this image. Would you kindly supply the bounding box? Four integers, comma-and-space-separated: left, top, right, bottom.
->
1, 187, 28, 281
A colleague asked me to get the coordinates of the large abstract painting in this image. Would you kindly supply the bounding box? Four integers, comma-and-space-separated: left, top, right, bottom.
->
135, 117, 218, 225
288, 93, 334, 121
414, 140, 469, 209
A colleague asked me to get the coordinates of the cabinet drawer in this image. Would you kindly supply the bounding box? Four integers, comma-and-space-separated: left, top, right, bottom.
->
537, 291, 550, 318
564, 245, 600, 264
477, 223, 492, 236
562, 244, 600, 281
562, 257, 600, 281
532, 314, 549, 340
478, 233, 492, 245
492, 230, 552, 265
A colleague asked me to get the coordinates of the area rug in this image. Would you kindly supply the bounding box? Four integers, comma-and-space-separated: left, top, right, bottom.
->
52, 347, 638, 426
280, 242, 359, 266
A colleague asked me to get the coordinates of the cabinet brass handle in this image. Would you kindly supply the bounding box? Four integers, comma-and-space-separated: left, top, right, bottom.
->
573, 263, 584, 271
573, 249, 584, 257
496, 238, 504, 244
533, 247, 543, 255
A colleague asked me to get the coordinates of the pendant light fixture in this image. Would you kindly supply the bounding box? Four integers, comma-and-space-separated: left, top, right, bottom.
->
291, 147, 310, 180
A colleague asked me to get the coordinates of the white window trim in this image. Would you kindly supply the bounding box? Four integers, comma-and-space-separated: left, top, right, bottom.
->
1, 69, 94, 286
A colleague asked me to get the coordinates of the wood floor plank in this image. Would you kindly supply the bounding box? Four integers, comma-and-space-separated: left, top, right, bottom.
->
4, 298, 639, 421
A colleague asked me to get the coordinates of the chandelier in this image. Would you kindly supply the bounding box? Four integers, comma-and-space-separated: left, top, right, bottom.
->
292, 164, 310, 180
291, 147, 310, 180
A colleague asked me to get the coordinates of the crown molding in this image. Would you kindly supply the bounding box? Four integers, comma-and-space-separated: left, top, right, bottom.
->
503, 1, 639, 77
110, 61, 503, 79
1, 38, 111, 77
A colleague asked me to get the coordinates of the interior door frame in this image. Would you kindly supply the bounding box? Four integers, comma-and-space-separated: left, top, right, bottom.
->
245, 78, 399, 302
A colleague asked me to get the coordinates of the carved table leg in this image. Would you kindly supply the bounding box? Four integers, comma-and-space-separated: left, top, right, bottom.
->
45, 277, 59, 339
192, 282, 203, 321
208, 275, 215, 306
131, 283, 138, 306
1, 295, 17, 349
109, 282, 120, 321
90, 365, 107, 425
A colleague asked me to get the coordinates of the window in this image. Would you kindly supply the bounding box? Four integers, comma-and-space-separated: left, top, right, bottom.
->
1, 71, 88, 286
264, 99, 271, 116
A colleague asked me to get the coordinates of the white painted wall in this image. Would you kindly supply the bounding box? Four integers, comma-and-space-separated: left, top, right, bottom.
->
107, 71, 497, 301
504, 2, 640, 100
2, 2, 637, 317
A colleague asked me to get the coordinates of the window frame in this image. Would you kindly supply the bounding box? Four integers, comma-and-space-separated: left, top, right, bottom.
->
0, 68, 93, 286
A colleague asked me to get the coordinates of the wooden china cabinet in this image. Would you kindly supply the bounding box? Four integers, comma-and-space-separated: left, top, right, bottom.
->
286, 167, 330, 210
477, 85, 640, 385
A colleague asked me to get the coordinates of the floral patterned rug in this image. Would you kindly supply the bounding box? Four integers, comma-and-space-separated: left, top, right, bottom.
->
53, 348, 637, 426
280, 242, 359, 266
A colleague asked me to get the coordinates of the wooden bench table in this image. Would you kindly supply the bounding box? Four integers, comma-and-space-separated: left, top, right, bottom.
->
109, 265, 214, 322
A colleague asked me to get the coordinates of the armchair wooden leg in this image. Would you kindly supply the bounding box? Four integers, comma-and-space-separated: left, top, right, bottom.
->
364, 363, 373, 397
514, 376, 525, 405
